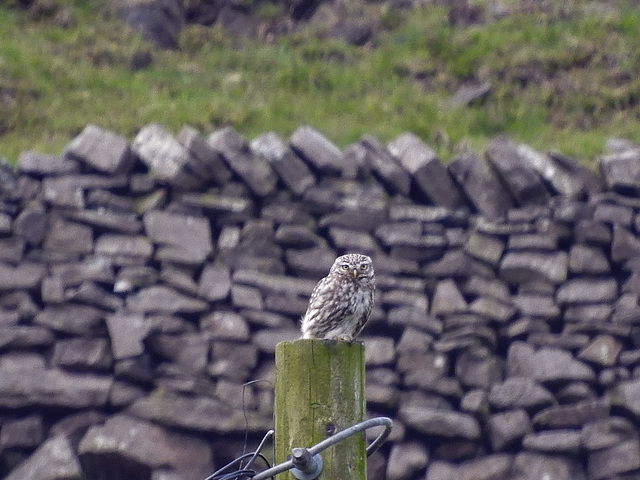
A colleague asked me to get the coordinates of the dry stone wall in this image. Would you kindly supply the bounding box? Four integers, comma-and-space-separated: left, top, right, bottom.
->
1, 123, 640, 480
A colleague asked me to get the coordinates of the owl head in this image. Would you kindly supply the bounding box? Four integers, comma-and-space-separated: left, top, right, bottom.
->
330, 253, 374, 281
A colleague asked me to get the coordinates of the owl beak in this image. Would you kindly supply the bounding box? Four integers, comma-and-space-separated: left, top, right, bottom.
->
353, 269, 359, 278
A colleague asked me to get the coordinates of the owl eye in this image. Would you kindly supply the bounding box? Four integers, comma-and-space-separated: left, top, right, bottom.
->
341, 264, 350, 270
360, 264, 368, 270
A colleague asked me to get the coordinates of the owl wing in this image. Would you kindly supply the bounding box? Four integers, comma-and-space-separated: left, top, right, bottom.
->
302, 275, 353, 330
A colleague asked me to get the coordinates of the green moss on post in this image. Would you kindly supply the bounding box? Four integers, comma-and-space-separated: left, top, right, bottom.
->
275, 339, 366, 480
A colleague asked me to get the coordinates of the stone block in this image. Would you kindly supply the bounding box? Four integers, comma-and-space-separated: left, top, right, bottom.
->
0, 261, 45, 291
512, 452, 583, 480
568, 244, 611, 274
61, 209, 143, 234
399, 406, 481, 440
178, 125, 233, 185
581, 417, 637, 451
533, 398, 610, 429
386, 442, 429, 480
65, 123, 133, 174
106, 312, 148, 360
431, 279, 468, 316
506, 341, 595, 384
51, 338, 113, 372
4, 436, 82, 480
599, 147, 640, 195
143, 210, 212, 264
34, 304, 104, 336
0, 369, 112, 409
44, 217, 94, 255
449, 151, 514, 219
516, 143, 583, 198
290, 125, 343, 175
388, 132, 464, 207
587, 439, 640, 480
486, 138, 551, 206
456, 348, 504, 390
208, 127, 278, 197
95, 234, 153, 261
556, 278, 618, 305
198, 263, 231, 302
0, 415, 44, 449
17, 151, 80, 176
127, 286, 209, 314
78, 414, 212, 480
578, 335, 623, 367
127, 390, 270, 433
487, 409, 531, 452
522, 430, 581, 453
359, 135, 411, 195
464, 231, 505, 266
251, 132, 315, 196
133, 123, 203, 188
200, 311, 250, 341
499, 251, 568, 285
146, 333, 209, 375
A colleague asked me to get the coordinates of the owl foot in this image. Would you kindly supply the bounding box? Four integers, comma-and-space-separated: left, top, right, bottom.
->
330, 334, 354, 343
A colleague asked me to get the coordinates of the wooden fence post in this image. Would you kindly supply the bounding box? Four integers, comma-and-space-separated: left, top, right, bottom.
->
274, 339, 366, 480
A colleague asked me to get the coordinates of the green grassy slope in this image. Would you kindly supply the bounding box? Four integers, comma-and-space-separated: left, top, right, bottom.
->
2, 0, 640, 165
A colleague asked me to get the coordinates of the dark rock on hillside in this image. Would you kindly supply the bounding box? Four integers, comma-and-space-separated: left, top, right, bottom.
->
117, 0, 183, 49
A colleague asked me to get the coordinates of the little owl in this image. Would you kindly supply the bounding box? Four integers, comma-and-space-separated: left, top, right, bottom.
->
301, 253, 375, 342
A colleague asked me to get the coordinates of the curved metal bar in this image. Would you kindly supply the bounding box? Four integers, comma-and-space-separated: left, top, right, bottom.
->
251, 417, 393, 480
363, 417, 393, 456
252, 458, 294, 480
307, 417, 393, 458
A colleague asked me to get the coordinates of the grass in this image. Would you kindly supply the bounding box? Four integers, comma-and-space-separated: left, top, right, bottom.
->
2, 0, 640, 166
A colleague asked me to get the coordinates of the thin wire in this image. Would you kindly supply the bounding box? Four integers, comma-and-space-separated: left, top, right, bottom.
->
240, 379, 274, 469
203, 452, 271, 480
244, 430, 274, 472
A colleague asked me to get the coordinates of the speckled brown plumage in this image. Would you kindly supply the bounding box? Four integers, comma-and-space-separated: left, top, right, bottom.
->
301, 253, 375, 341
